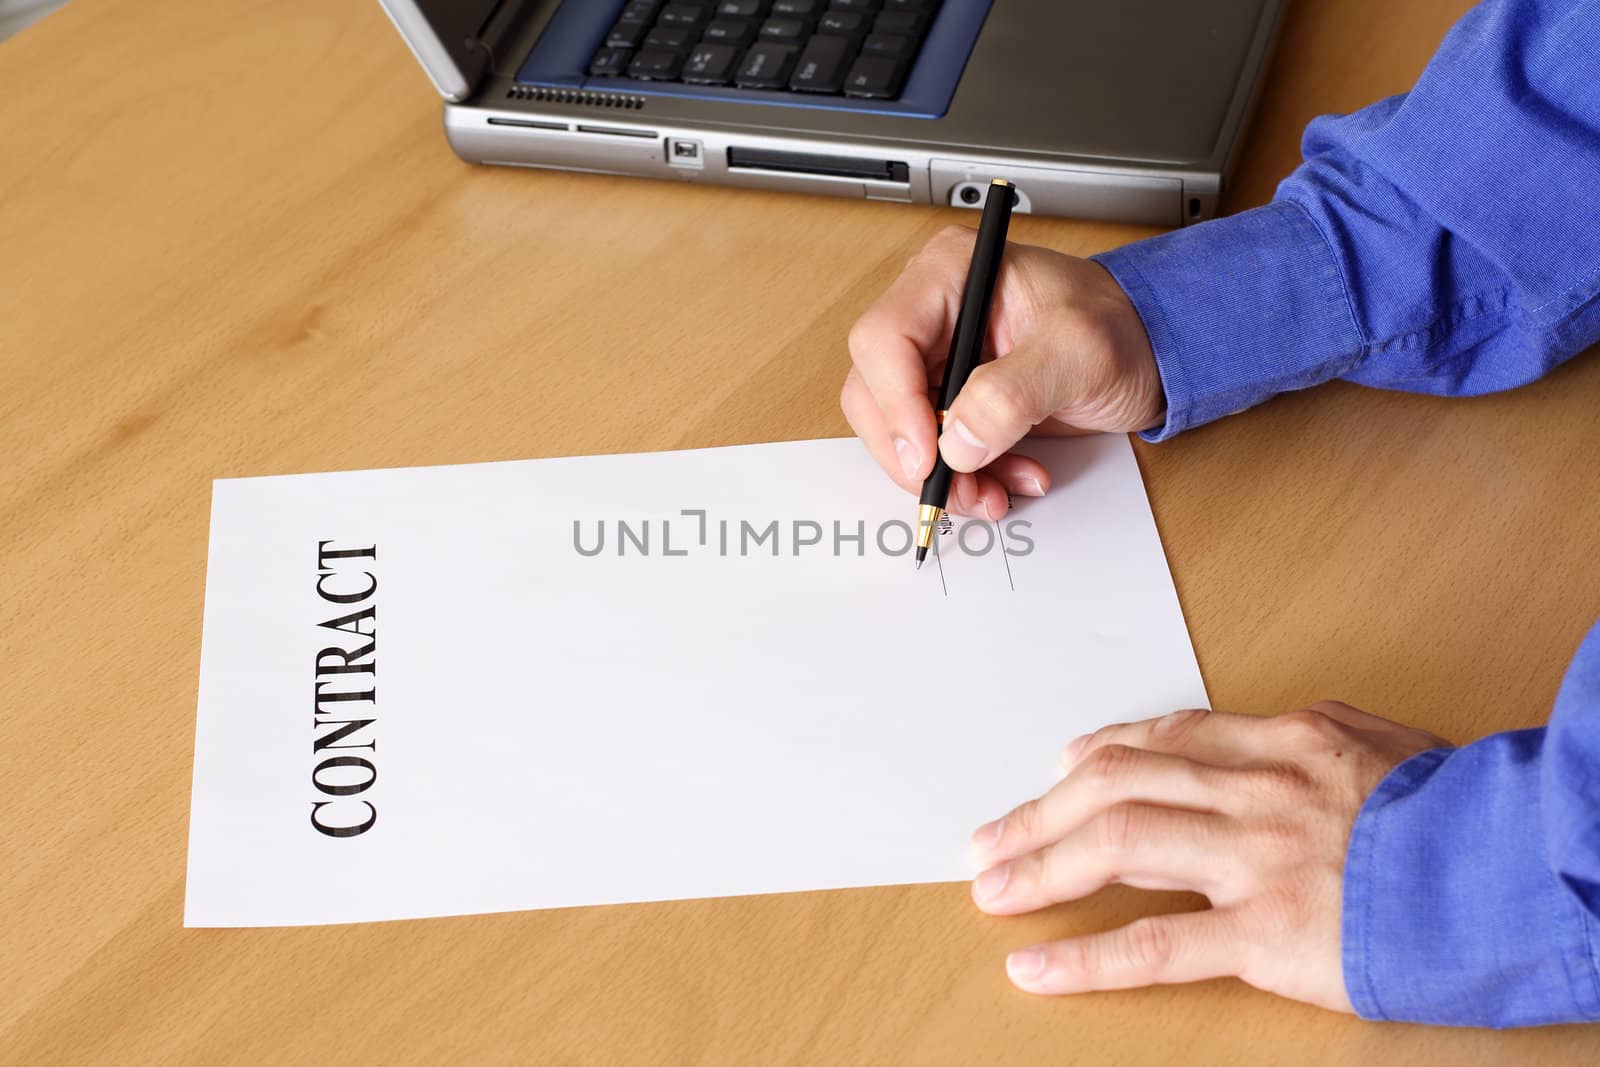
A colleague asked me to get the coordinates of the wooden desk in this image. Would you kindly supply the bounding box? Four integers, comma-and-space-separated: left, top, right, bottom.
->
3, 0, 1597, 1061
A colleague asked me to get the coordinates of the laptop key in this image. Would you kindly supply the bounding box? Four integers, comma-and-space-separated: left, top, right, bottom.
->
873, 10, 928, 35
628, 48, 688, 80
789, 34, 854, 92
759, 16, 809, 40
884, 0, 938, 11
818, 11, 869, 37
621, 0, 664, 19
703, 18, 757, 47
735, 42, 798, 87
831, 0, 883, 10
861, 32, 913, 58
683, 43, 741, 84
717, 0, 765, 14
589, 46, 635, 77
771, 0, 821, 15
842, 54, 906, 98
606, 19, 652, 49
644, 25, 695, 51
657, 3, 711, 28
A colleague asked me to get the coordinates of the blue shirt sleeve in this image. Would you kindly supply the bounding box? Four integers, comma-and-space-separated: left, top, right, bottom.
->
1093, 0, 1600, 442
1090, 0, 1600, 1027
1343, 622, 1600, 1027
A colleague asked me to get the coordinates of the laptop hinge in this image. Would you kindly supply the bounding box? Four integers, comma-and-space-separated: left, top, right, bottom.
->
466, 0, 538, 79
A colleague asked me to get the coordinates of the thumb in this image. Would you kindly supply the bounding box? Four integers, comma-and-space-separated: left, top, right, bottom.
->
937, 344, 1068, 472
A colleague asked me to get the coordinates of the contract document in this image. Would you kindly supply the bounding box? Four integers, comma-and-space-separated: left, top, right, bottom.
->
185, 434, 1206, 927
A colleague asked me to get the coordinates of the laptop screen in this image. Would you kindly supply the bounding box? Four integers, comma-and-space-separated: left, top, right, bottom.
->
378, 0, 508, 101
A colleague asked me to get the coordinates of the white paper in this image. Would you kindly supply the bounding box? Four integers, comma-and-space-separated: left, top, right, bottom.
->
185, 435, 1205, 927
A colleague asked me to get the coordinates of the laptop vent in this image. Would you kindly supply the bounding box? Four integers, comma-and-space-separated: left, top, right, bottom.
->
505, 85, 646, 111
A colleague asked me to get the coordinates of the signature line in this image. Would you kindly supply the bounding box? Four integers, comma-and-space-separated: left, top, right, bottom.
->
995, 520, 1014, 592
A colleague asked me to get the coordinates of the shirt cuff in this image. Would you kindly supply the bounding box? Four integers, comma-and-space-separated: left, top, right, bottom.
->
1342, 734, 1600, 1027
1092, 200, 1367, 441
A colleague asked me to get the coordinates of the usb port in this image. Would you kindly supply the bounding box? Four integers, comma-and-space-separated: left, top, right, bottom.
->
668, 139, 703, 168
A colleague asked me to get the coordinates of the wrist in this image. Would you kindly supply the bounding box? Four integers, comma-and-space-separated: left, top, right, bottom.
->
1079, 261, 1168, 433
1091, 201, 1367, 442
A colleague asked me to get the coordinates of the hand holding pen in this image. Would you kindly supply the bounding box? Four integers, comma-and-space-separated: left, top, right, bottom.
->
839, 194, 1166, 528
913, 180, 1016, 568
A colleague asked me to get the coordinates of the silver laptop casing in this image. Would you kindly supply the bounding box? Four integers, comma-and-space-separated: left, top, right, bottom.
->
381, 0, 1286, 226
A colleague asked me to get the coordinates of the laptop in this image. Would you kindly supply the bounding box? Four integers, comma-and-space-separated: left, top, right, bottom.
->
379, 1, 1285, 225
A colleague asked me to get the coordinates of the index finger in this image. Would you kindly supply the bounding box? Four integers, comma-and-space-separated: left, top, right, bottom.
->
846, 232, 971, 482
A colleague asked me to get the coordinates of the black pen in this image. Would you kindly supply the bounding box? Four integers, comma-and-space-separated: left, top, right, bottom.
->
915, 179, 1016, 570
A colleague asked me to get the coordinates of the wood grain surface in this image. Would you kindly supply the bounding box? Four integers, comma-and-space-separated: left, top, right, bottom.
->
3, 0, 1598, 1062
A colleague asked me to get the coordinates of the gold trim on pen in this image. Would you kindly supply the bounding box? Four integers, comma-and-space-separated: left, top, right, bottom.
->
916, 504, 943, 550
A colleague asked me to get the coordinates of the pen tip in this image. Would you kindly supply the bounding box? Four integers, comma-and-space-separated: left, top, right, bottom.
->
914, 546, 927, 571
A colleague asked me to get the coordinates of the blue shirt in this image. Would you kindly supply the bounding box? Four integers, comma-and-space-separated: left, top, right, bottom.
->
1093, 0, 1600, 1028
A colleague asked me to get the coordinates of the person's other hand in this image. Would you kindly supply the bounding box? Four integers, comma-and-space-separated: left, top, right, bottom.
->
967, 702, 1447, 1011
840, 227, 1164, 518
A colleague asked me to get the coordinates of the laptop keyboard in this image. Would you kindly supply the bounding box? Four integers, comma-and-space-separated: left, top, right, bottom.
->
589, 0, 943, 100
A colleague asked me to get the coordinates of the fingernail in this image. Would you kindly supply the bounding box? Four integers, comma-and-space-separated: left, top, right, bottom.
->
981, 495, 997, 521
1062, 734, 1089, 768
1021, 475, 1044, 497
893, 436, 921, 480
1155, 708, 1203, 736
971, 818, 1004, 851
940, 418, 987, 470
1006, 947, 1046, 981
973, 864, 1010, 902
